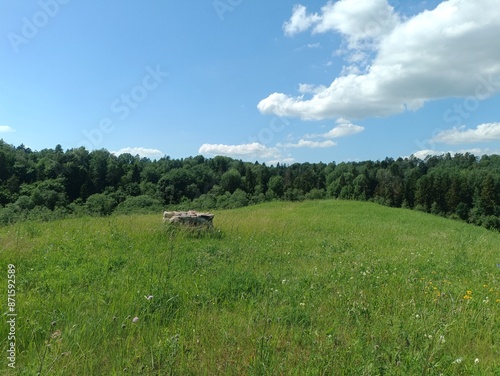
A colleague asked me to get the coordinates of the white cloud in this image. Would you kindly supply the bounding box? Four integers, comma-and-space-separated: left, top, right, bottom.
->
347, 51, 368, 64
266, 157, 296, 166
112, 147, 164, 159
278, 139, 337, 148
294, 42, 322, 52
411, 148, 496, 159
198, 142, 281, 159
307, 43, 321, 49
0, 125, 14, 133
298, 83, 327, 94
412, 149, 444, 159
313, 0, 399, 47
260, 0, 500, 120
324, 118, 365, 138
431, 122, 500, 144
283, 5, 321, 36
277, 118, 363, 150
283, 0, 398, 43
306, 118, 365, 139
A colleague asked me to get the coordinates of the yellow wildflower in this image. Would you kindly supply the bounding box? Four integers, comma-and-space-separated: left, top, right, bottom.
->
463, 290, 473, 300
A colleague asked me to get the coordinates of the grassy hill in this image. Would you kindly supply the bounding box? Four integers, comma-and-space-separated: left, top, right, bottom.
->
2, 200, 500, 375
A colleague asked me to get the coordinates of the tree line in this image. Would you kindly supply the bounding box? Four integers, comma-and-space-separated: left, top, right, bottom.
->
0, 140, 499, 230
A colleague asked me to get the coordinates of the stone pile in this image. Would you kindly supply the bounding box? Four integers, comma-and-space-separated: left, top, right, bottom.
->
162, 210, 214, 228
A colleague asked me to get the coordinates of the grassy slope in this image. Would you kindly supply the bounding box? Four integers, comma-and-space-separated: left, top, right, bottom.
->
1, 200, 500, 375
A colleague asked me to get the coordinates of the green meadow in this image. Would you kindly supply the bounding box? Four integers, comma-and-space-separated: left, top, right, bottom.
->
2, 200, 500, 375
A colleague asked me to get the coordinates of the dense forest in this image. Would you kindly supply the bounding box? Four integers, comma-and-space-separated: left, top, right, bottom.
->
0, 139, 499, 231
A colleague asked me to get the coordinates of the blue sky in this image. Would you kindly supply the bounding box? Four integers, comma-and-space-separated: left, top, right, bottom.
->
1, 0, 500, 164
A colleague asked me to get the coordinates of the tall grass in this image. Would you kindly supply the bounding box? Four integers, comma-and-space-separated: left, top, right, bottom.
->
1, 200, 499, 375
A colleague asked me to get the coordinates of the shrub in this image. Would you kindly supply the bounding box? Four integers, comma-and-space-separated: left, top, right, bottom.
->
480, 215, 500, 231
0, 204, 23, 225
284, 188, 304, 202
15, 195, 35, 210
115, 195, 163, 214
305, 188, 326, 200
85, 193, 117, 216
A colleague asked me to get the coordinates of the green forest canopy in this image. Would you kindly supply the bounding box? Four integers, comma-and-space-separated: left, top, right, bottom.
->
0, 140, 499, 230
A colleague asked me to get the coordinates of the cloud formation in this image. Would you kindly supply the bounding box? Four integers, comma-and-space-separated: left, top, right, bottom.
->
267, 157, 296, 166
324, 118, 364, 138
198, 142, 281, 159
198, 119, 364, 163
259, 0, 500, 120
0, 125, 14, 133
412, 148, 495, 160
432, 122, 500, 144
286, 0, 399, 48
283, 5, 321, 36
112, 147, 164, 159
278, 139, 337, 148
305, 118, 365, 139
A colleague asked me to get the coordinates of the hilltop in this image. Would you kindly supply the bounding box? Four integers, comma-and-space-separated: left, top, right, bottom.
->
1, 141, 500, 232
2, 200, 500, 374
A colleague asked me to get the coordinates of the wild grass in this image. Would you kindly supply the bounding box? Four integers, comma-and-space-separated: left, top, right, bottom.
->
1, 200, 499, 375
